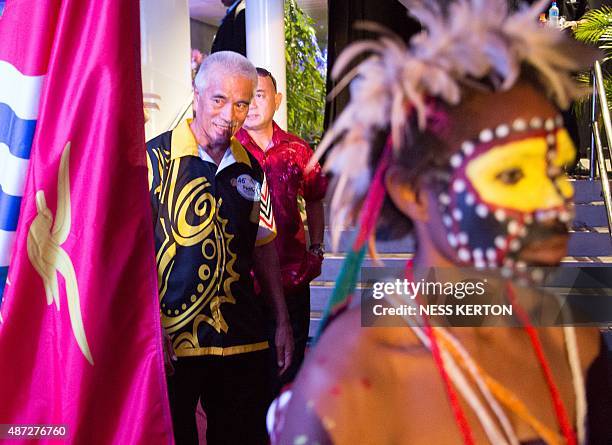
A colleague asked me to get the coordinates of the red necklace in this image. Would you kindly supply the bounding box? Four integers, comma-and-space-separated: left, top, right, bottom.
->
405, 261, 576, 445
505, 281, 576, 445
404, 261, 476, 445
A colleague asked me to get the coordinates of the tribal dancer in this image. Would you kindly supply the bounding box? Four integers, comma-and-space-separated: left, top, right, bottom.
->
270, 1, 608, 444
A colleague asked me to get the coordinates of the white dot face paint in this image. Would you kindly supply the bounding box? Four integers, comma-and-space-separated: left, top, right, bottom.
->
486, 248, 497, 261
453, 179, 466, 193
507, 220, 520, 236
458, 248, 470, 262
450, 154, 462, 168
530, 117, 542, 129
495, 124, 510, 138
457, 232, 469, 245
476, 204, 488, 218
475, 258, 486, 269
512, 118, 527, 131
494, 236, 507, 250
545, 118, 555, 131
479, 128, 494, 143
452, 208, 463, 221
462, 141, 474, 156
495, 209, 506, 222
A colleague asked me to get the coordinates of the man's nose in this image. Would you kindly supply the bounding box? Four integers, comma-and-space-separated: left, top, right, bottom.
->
219, 104, 235, 122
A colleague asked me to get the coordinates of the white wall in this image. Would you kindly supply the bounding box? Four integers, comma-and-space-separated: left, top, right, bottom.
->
190, 18, 218, 55
140, 0, 193, 141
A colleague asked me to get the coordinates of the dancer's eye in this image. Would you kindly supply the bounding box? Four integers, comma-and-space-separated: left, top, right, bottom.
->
496, 168, 524, 185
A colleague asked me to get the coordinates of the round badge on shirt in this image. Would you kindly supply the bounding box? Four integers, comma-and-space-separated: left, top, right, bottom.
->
235, 174, 261, 201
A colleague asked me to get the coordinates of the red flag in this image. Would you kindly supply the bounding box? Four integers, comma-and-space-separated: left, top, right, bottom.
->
0, 1, 174, 443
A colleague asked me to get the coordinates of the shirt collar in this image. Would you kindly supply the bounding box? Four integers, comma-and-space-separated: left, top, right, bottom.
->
241, 121, 291, 152
170, 119, 251, 168
198, 145, 235, 175
226, 0, 243, 15
271, 121, 292, 145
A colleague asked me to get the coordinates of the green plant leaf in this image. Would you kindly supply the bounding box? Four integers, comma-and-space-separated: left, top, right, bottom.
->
284, 0, 326, 145
574, 6, 612, 43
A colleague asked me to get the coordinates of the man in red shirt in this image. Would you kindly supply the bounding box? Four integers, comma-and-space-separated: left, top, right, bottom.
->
236, 67, 327, 389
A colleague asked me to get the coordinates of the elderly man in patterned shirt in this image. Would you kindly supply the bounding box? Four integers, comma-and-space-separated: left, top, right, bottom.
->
146, 52, 293, 445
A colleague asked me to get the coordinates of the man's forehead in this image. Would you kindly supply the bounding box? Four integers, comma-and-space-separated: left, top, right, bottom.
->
204, 73, 253, 96
256, 75, 275, 91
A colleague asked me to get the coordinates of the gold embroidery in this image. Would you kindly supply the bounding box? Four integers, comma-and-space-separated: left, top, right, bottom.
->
159, 163, 239, 340
27, 142, 94, 365
172, 177, 216, 245
156, 160, 182, 301
147, 145, 167, 196
173, 341, 269, 357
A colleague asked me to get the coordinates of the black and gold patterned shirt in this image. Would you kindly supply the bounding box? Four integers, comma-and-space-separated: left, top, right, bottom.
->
146, 120, 276, 357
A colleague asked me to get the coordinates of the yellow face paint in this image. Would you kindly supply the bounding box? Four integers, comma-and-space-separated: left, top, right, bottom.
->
552, 128, 576, 200
465, 129, 575, 213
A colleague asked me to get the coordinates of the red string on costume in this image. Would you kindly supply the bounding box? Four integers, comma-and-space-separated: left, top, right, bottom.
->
505, 281, 576, 445
405, 261, 476, 445
353, 138, 393, 251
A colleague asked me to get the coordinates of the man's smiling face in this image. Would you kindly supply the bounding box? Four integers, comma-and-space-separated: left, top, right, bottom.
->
193, 71, 254, 150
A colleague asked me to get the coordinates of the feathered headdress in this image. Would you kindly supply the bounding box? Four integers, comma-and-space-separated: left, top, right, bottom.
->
313, 0, 598, 339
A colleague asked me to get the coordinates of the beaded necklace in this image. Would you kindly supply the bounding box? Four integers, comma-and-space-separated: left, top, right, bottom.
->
402, 261, 580, 444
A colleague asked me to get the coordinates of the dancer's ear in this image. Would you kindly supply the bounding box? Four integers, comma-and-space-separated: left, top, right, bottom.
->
385, 165, 429, 223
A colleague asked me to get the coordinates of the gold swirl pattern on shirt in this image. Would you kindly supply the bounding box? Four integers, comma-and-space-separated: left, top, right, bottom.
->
157, 159, 239, 342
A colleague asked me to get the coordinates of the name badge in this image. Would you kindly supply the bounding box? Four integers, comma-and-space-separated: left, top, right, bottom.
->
235, 174, 261, 201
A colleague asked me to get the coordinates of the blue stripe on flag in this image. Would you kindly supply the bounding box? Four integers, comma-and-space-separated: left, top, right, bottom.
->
0, 102, 36, 159
0, 186, 21, 231
0, 265, 6, 304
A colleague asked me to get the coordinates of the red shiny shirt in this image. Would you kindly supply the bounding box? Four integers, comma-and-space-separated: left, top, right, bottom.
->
236, 122, 327, 277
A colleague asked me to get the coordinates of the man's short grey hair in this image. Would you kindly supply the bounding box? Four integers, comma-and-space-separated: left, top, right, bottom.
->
194, 51, 258, 94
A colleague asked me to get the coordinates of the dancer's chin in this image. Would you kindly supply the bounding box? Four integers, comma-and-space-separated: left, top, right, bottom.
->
518, 234, 569, 266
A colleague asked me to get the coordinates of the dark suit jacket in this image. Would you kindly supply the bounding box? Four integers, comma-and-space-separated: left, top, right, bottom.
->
211, 1, 246, 56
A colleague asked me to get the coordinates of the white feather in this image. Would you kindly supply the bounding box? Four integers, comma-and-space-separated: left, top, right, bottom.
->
321, 0, 596, 235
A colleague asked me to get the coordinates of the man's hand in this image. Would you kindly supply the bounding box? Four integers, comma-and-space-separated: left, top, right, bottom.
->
162, 331, 177, 376
275, 318, 294, 375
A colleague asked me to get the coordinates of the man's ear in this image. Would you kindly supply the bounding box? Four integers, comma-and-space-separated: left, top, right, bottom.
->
274, 92, 283, 111
385, 165, 429, 222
